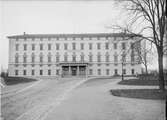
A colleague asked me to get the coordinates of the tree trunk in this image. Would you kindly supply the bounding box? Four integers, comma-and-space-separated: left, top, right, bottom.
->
144, 64, 148, 74
157, 48, 165, 91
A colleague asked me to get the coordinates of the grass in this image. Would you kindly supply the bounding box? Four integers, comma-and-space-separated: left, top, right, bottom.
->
2, 77, 37, 85
118, 79, 167, 86
110, 89, 167, 100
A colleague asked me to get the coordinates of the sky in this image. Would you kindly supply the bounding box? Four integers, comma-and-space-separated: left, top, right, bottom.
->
0, 0, 158, 70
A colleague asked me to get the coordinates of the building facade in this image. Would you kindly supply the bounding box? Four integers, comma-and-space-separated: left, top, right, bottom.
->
8, 33, 142, 77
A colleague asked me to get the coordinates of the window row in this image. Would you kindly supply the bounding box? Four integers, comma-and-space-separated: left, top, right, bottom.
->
15, 42, 128, 51
15, 69, 135, 76
15, 53, 135, 63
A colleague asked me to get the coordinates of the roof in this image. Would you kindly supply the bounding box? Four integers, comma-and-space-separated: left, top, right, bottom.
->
7, 33, 139, 39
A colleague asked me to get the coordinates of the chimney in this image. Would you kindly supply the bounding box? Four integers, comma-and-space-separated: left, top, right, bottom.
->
23, 32, 26, 35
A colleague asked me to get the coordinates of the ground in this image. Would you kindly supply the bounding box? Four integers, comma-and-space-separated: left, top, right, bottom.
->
1, 77, 165, 120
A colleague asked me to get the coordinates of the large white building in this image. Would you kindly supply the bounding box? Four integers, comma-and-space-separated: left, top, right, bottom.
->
8, 33, 142, 77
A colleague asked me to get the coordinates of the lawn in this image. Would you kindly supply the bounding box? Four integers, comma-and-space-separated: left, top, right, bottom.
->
118, 79, 167, 86
2, 77, 37, 85
110, 89, 167, 100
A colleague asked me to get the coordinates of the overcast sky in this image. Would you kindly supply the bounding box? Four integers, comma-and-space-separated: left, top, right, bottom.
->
0, 0, 158, 70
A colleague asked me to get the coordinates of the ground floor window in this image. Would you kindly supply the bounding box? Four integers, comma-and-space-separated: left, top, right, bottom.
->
40, 70, 43, 75
48, 69, 51, 75
131, 69, 135, 75
123, 69, 126, 74
15, 70, 18, 75
114, 69, 118, 75
89, 69, 93, 75
98, 69, 101, 75
23, 70, 26, 75
106, 69, 110, 75
32, 70, 35, 75
56, 69, 59, 75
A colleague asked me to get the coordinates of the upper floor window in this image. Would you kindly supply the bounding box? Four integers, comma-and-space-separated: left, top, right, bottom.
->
16, 44, 19, 51
15, 70, 18, 75
48, 69, 51, 75
106, 69, 110, 75
114, 43, 117, 49
32, 70, 35, 75
97, 53, 101, 62
131, 69, 135, 75
114, 54, 118, 63
39, 53, 43, 63
89, 53, 93, 62
15, 53, 19, 63
40, 70, 43, 75
89, 69, 93, 75
72, 43, 76, 50
64, 43, 68, 50
23, 53, 27, 63
114, 69, 118, 75
123, 69, 126, 74
23, 44, 27, 51
32, 44, 35, 51
105, 42, 109, 50
105, 54, 109, 62
56, 43, 60, 50
31, 53, 35, 63
48, 54, 51, 63
89, 43, 92, 50
81, 43, 84, 50
131, 53, 135, 62
80, 53, 84, 62
122, 42, 126, 50
97, 43, 101, 49
40, 44, 43, 50
72, 53, 76, 62
23, 70, 26, 75
48, 44, 51, 50
56, 53, 60, 62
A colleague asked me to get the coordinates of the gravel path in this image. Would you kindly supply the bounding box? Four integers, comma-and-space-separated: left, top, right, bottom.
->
44, 78, 165, 120
1, 78, 87, 120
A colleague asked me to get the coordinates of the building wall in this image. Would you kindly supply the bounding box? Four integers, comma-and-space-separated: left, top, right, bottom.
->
8, 33, 142, 77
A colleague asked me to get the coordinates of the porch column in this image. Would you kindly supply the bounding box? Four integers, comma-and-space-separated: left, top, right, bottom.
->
77, 66, 80, 76
69, 66, 71, 76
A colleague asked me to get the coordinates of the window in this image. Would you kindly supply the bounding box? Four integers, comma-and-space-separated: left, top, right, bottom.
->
23, 70, 26, 75
48, 55, 51, 63
97, 43, 101, 49
105, 54, 109, 62
131, 53, 135, 62
40, 70, 43, 75
106, 69, 110, 75
122, 42, 126, 50
123, 69, 126, 74
39, 53, 43, 63
122, 53, 126, 63
114, 54, 118, 63
80, 53, 84, 62
31, 55, 35, 63
16, 44, 19, 51
48, 69, 51, 75
15, 70, 18, 75
89, 54, 93, 62
98, 69, 101, 75
31, 70, 35, 75
40, 44, 43, 50
15, 54, 19, 63
56, 70, 59, 75
72, 55, 76, 62
89, 43, 92, 50
56, 43, 59, 50
64, 43, 68, 50
64, 54, 68, 62
23, 44, 27, 51
131, 69, 135, 75
114, 43, 117, 49
105, 42, 109, 49
23, 54, 27, 63
114, 69, 118, 75
89, 69, 93, 75
97, 54, 101, 62
81, 43, 84, 50
56, 55, 59, 62
72, 43, 76, 50
48, 44, 51, 50
32, 44, 35, 51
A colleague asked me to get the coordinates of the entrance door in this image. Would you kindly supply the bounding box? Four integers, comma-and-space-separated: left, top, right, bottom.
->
71, 66, 77, 76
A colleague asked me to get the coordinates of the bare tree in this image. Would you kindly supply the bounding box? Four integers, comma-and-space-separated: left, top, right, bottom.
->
113, 0, 166, 91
